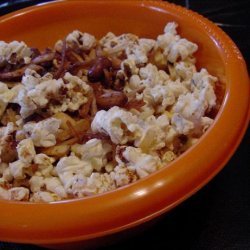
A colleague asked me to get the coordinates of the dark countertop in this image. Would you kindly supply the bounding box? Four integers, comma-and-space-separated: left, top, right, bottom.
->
0, 1, 249, 249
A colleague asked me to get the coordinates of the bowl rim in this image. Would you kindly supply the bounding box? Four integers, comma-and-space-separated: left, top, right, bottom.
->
0, 0, 249, 244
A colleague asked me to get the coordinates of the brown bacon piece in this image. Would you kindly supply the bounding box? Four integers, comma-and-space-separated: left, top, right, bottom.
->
87, 56, 112, 82
32, 52, 55, 65
0, 64, 43, 81
96, 89, 128, 109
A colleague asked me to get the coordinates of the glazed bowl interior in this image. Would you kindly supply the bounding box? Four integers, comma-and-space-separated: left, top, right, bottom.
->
0, 0, 249, 245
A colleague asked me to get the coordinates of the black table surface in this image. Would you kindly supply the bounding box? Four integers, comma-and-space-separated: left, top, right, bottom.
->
0, 1, 249, 249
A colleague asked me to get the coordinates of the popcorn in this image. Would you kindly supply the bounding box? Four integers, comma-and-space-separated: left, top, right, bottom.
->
44, 177, 67, 198
91, 106, 141, 144
135, 114, 169, 152
9, 160, 27, 180
14, 87, 37, 118
8, 187, 29, 201
0, 82, 16, 104
49, 73, 90, 114
157, 22, 198, 63
139, 63, 169, 87
28, 78, 64, 108
71, 139, 112, 171
116, 146, 161, 179
56, 155, 93, 192
12, 71, 90, 118
0, 163, 12, 182
0, 122, 15, 138
126, 38, 156, 64
34, 154, 55, 177
100, 32, 138, 55
111, 165, 137, 187
22, 69, 53, 91
121, 59, 139, 76
65, 30, 96, 50
23, 118, 61, 147
17, 138, 36, 164
0, 82, 17, 118
142, 84, 175, 114
29, 176, 44, 193
0, 186, 29, 201
70, 173, 115, 197
0, 187, 9, 200
167, 38, 198, 63
0, 22, 218, 202
0, 41, 32, 64
171, 113, 195, 135
162, 151, 177, 163
172, 69, 217, 133
30, 191, 60, 202
174, 61, 196, 80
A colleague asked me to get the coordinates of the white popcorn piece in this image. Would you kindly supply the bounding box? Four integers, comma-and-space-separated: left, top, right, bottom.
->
28, 78, 64, 108
91, 106, 141, 145
9, 160, 28, 180
167, 38, 198, 63
44, 177, 67, 198
162, 151, 177, 164
121, 59, 139, 76
164, 22, 178, 35
22, 69, 53, 91
174, 61, 197, 80
0, 41, 32, 64
117, 146, 161, 179
139, 63, 169, 87
0, 82, 16, 103
125, 74, 144, 95
0, 122, 16, 164
135, 114, 169, 152
157, 22, 198, 63
126, 38, 156, 64
56, 155, 93, 192
100, 32, 138, 55
49, 73, 90, 114
33, 154, 55, 177
165, 79, 189, 98
111, 165, 137, 187
0, 82, 17, 118
0, 187, 9, 199
74, 173, 115, 197
29, 176, 44, 193
201, 116, 214, 133
0, 163, 13, 182
0, 122, 15, 139
171, 113, 195, 135
13, 70, 67, 118
172, 68, 217, 133
8, 187, 29, 201
71, 139, 112, 172
14, 87, 37, 118
142, 84, 175, 114
65, 30, 96, 50
23, 118, 61, 147
17, 138, 36, 164
191, 69, 217, 109
30, 191, 60, 202
0, 100, 7, 119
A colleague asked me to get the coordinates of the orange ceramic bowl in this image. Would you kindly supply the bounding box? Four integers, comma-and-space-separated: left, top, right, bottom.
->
0, 0, 249, 247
